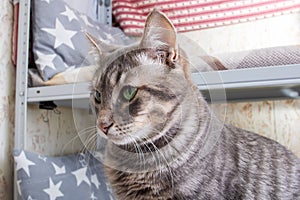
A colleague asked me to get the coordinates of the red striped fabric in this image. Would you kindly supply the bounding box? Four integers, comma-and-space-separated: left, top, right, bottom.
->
112, 0, 300, 36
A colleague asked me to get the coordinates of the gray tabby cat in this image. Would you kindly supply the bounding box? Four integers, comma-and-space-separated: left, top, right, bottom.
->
88, 10, 300, 200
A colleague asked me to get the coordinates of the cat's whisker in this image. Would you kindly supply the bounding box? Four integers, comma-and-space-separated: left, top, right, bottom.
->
143, 126, 188, 171
61, 133, 81, 154
137, 128, 165, 168
61, 126, 97, 154
141, 134, 175, 193
77, 126, 97, 135
127, 134, 147, 171
136, 112, 149, 116
81, 133, 98, 169
131, 135, 157, 168
142, 135, 163, 169
82, 140, 97, 167
77, 128, 98, 147
79, 130, 98, 155
161, 134, 183, 154
147, 125, 188, 153
129, 133, 160, 171
86, 134, 97, 150
77, 130, 97, 141
130, 126, 171, 170
133, 120, 145, 124
145, 138, 164, 174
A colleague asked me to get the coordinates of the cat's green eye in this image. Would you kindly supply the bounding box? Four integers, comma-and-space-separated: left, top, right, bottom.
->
94, 90, 101, 104
122, 86, 138, 101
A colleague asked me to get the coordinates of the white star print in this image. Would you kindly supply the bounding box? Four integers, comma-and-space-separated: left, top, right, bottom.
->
35, 51, 57, 71
80, 15, 93, 27
62, 62, 68, 68
78, 153, 88, 167
17, 180, 22, 195
27, 195, 36, 200
61, 6, 78, 22
42, 19, 77, 49
105, 182, 112, 193
41, 0, 51, 3
62, 62, 72, 69
38, 155, 47, 162
51, 162, 66, 175
43, 178, 64, 200
90, 192, 97, 200
104, 32, 115, 42
15, 151, 35, 177
65, 65, 75, 71
71, 167, 91, 186
91, 174, 100, 189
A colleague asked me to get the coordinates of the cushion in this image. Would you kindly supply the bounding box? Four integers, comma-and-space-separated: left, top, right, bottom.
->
14, 149, 115, 200
31, 0, 132, 81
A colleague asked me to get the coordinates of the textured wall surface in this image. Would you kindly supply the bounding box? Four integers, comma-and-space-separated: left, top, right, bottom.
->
0, 1, 15, 200
0, 3, 299, 200
26, 105, 88, 156
224, 100, 300, 157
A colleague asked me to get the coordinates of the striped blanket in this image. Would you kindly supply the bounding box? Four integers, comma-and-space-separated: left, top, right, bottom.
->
112, 0, 300, 35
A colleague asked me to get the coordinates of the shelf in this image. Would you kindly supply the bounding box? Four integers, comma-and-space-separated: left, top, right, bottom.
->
192, 64, 300, 102
28, 82, 90, 102
28, 82, 91, 109
27, 64, 300, 108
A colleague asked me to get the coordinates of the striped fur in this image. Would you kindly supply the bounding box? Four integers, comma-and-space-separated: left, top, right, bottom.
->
90, 10, 300, 200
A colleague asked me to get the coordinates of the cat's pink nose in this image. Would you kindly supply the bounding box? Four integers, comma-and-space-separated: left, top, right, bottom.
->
99, 122, 113, 135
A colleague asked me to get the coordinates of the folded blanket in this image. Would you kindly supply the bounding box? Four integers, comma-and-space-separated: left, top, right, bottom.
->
215, 45, 300, 69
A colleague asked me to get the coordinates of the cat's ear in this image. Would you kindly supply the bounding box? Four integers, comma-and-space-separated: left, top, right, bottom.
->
140, 9, 178, 62
85, 32, 119, 62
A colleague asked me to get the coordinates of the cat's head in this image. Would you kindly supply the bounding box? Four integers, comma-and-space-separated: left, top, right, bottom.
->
89, 10, 199, 147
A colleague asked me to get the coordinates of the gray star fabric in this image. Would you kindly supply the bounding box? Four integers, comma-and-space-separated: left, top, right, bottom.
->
14, 149, 115, 200
32, 0, 132, 81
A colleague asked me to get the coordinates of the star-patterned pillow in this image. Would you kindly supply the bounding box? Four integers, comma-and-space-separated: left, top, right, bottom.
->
31, 0, 132, 81
14, 149, 115, 200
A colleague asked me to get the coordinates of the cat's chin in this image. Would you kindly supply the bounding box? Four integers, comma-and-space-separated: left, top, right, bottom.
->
107, 133, 134, 146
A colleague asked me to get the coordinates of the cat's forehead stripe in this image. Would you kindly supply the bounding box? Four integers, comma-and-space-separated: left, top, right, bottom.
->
136, 53, 161, 66
100, 50, 152, 87
140, 85, 177, 101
